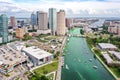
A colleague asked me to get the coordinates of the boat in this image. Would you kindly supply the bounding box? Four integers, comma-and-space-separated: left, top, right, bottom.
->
68, 34, 71, 37
93, 66, 98, 69
67, 39, 69, 42
62, 53, 66, 56
89, 59, 92, 62
66, 64, 69, 70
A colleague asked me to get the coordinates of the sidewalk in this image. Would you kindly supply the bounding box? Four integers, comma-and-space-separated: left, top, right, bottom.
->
46, 71, 56, 80
56, 36, 67, 80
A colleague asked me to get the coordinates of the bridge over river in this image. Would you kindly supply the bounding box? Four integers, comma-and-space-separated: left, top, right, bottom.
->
68, 34, 85, 38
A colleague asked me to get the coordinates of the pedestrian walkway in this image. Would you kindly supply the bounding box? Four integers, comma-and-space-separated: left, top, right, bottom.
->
46, 71, 56, 80
56, 36, 67, 80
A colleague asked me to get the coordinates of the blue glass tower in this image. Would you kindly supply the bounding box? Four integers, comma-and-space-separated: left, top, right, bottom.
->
49, 8, 57, 35
0, 14, 8, 43
31, 13, 37, 29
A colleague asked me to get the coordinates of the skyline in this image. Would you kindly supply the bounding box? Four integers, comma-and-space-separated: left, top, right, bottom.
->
0, 0, 120, 18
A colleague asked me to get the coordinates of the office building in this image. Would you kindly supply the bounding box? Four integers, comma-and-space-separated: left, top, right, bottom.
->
66, 18, 73, 28
98, 43, 117, 51
10, 16, 16, 27
16, 28, 24, 39
31, 13, 37, 29
36, 11, 40, 25
0, 14, 8, 43
38, 12, 48, 30
57, 10, 66, 35
49, 8, 57, 35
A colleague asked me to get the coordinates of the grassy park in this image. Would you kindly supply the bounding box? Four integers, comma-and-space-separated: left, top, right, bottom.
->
34, 61, 58, 75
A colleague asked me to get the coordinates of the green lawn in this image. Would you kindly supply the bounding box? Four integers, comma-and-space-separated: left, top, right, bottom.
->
45, 36, 58, 40
109, 67, 120, 78
34, 62, 58, 76
36, 34, 50, 38
102, 34, 110, 39
37, 39, 48, 43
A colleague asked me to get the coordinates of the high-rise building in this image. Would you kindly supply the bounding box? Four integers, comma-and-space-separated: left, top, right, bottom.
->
16, 28, 24, 39
10, 16, 16, 27
49, 8, 57, 35
0, 14, 8, 43
31, 13, 37, 29
36, 11, 40, 25
57, 10, 66, 35
17, 20, 24, 27
38, 12, 48, 30
66, 18, 73, 28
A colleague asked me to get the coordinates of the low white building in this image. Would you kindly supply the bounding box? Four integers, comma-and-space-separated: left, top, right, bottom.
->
8, 42, 26, 51
102, 54, 113, 64
22, 46, 53, 66
98, 43, 117, 51
109, 51, 120, 61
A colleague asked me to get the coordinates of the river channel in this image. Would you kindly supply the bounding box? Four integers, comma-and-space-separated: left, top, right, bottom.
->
61, 28, 115, 80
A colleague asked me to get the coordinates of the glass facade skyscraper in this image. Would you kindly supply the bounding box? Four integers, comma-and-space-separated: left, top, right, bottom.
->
49, 8, 57, 35
31, 13, 37, 29
0, 14, 8, 43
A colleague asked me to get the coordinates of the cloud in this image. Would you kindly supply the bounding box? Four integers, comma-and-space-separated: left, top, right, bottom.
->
0, 0, 120, 18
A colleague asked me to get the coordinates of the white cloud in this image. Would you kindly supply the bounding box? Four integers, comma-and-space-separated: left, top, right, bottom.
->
0, 0, 120, 17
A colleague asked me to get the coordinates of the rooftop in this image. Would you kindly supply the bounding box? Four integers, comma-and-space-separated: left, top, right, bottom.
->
7, 42, 26, 51
103, 54, 113, 64
109, 51, 120, 60
98, 43, 117, 49
22, 46, 53, 59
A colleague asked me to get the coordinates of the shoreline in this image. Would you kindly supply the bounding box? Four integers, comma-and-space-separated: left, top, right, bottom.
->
89, 44, 118, 80
56, 36, 67, 80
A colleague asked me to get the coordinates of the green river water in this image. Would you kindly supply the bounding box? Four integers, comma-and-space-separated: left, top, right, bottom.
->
61, 28, 115, 80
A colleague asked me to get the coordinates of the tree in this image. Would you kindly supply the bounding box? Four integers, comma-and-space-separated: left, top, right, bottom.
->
80, 29, 84, 35
23, 34, 32, 41
40, 75, 49, 80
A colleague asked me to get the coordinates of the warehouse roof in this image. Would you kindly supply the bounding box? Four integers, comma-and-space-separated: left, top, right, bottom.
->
109, 51, 120, 60
98, 43, 117, 49
22, 46, 53, 59
103, 54, 113, 64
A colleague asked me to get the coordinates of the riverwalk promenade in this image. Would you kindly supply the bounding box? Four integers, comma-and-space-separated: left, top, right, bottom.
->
56, 36, 67, 80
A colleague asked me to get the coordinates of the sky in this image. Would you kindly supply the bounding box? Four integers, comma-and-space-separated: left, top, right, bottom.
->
0, 0, 120, 18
